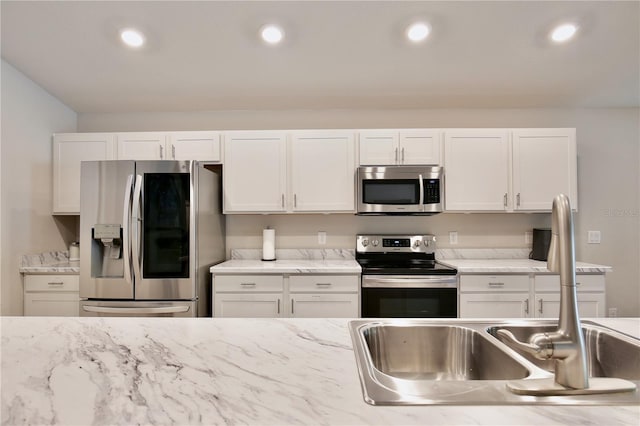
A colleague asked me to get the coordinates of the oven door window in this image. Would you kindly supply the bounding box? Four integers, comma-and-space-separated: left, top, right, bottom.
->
362, 179, 420, 205
362, 287, 457, 318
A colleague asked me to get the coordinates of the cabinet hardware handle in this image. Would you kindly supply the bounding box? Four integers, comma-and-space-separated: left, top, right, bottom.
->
277, 299, 280, 314
294, 194, 297, 208
401, 147, 405, 163
159, 145, 164, 159
171, 144, 176, 159
576, 282, 581, 286
538, 298, 544, 314
240, 282, 256, 287
517, 193, 521, 207
47, 281, 64, 286
291, 299, 294, 314
315, 283, 332, 287
488, 282, 505, 287
525, 298, 529, 314
395, 147, 398, 163
281, 194, 285, 208
503, 193, 508, 207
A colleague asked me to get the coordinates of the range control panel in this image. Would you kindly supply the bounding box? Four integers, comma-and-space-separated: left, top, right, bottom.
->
356, 234, 436, 254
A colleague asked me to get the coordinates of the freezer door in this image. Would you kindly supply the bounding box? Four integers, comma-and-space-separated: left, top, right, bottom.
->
132, 161, 197, 300
80, 300, 197, 317
80, 160, 135, 299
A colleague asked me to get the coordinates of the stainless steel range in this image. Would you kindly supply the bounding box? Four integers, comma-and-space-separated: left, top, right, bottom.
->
356, 234, 458, 318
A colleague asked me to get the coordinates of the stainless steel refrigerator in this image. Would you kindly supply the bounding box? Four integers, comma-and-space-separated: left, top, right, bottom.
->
79, 160, 225, 317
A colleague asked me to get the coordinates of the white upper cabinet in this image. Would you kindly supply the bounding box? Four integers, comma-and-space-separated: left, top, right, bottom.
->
52, 133, 115, 214
444, 129, 510, 211
444, 128, 577, 212
167, 131, 221, 162
290, 131, 356, 212
116, 132, 167, 160
359, 129, 441, 165
512, 128, 577, 211
223, 131, 288, 213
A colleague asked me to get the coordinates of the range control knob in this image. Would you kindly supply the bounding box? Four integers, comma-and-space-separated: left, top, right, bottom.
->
424, 239, 431, 247
413, 239, 422, 248
372, 239, 379, 247
361, 238, 369, 247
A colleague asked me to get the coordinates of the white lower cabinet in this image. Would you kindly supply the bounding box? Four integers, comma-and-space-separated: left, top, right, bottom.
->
459, 273, 606, 319
212, 274, 359, 318
23, 274, 80, 316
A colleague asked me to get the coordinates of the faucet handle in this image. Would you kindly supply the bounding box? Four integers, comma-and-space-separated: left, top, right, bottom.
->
496, 329, 553, 360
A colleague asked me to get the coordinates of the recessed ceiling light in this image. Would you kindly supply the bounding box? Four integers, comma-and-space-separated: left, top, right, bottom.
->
260, 25, 284, 45
550, 23, 578, 43
120, 29, 145, 48
406, 22, 430, 43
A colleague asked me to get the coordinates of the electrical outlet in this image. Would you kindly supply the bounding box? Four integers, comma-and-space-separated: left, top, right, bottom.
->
317, 231, 326, 245
449, 231, 458, 245
525, 231, 533, 244
608, 308, 618, 318
588, 230, 601, 244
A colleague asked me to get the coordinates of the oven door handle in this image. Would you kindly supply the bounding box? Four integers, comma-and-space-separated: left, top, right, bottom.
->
362, 275, 458, 288
418, 174, 424, 211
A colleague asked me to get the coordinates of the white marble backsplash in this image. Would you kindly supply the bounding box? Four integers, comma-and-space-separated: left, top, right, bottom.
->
436, 248, 531, 259
231, 248, 355, 260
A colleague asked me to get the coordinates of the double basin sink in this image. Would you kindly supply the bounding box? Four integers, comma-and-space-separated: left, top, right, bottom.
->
349, 319, 639, 405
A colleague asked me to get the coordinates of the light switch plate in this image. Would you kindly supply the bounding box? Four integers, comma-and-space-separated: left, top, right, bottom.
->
449, 231, 458, 245
587, 230, 601, 244
318, 231, 327, 245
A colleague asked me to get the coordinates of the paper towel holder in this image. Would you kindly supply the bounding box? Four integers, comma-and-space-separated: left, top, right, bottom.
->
262, 227, 276, 261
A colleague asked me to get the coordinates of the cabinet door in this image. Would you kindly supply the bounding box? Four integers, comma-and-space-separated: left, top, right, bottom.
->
223, 132, 287, 213
290, 293, 359, 318
512, 129, 577, 211
358, 130, 399, 165
444, 129, 510, 211
213, 293, 282, 317
459, 293, 530, 318
24, 292, 79, 316
168, 131, 221, 162
290, 131, 356, 212
116, 132, 167, 160
534, 292, 606, 318
52, 133, 115, 214
399, 129, 441, 165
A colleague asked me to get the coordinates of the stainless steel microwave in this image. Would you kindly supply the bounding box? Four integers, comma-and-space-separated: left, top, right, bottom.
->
357, 166, 444, 215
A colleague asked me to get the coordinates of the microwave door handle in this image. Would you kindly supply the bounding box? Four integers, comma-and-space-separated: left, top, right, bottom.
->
122, 174, 134, 285
131, 174, 143, 283
418, 174, 424, 211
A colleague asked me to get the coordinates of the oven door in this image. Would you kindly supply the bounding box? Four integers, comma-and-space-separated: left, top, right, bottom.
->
361, 275, 457, 318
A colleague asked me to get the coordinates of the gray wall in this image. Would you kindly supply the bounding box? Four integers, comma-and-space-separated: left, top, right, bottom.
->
1, 60, 77, 315
78, 108, 640, 316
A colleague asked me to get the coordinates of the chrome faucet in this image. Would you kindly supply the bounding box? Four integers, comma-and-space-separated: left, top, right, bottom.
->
498, 194, 588, 389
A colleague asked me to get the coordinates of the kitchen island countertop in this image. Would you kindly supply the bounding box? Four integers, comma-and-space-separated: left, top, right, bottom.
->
1, 316, 638, 426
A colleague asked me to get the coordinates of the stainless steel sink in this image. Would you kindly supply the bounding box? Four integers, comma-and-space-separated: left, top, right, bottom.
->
349, 319, 640, 405
363, 324, 529, 380
487, 323, 640, 380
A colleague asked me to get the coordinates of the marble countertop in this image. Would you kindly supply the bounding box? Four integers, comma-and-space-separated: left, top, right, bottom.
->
1, 317, 638, 425
19, 251, 79, 274
440, 258, 612, 274
210, 259, 362, 274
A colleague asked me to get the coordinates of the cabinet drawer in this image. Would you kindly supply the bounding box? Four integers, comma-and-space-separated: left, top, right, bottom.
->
24, 275, 79, 292
459, 275, 529, 292
214, 275, 283, 292
535, 274, 605, 292
289, 275, 359, 293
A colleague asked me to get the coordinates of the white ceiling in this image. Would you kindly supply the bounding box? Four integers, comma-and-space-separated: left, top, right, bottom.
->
1, 1, 638, 113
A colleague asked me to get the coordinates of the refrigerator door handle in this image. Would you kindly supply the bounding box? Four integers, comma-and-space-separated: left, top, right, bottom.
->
131, 174, 143, 283
122, 174, 134, 285
82, 305, 190, 314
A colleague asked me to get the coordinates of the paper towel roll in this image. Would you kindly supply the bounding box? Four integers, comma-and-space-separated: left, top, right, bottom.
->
262, 228, 276, 261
